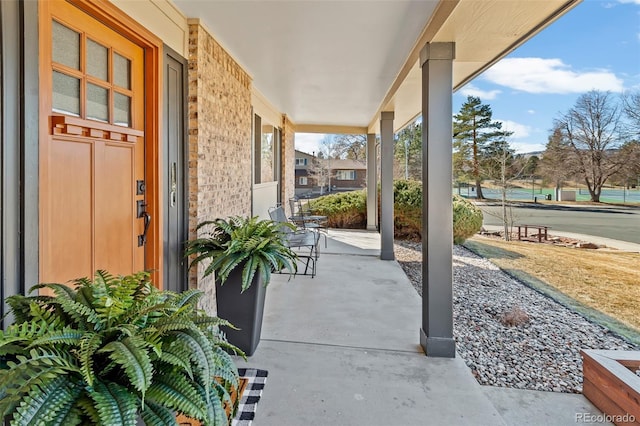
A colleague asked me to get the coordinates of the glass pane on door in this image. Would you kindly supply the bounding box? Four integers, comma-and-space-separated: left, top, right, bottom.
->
52, 21, 80, 70
52, 71, 80, 116
114, 92, 131, 127
114, 53, 131, 90
86, 83, 109, 122
87, 39, 109, 81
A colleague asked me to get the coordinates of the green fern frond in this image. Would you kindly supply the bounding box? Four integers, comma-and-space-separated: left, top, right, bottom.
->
11, 376, 82, 426
146, 371, 207, 422
1, 348, 79, 392
204, 382, 227, 426
77, 332, 103, 387
0, 362, 72, 416
88, 380, 138, 426
190, 315, 234, 330
92, 271, 144, 327
98, 336, 153, 396
27, 302, 62, 326
93, 270, 116, 287
170, 328, 216, 381
211, 339, 245, 359
140, 400, 179, 426
49, 404, 83, 426
240, 256, 259, 293
52, 297, 101, 330
76, 395, 100, 424
29, 283, 77, 299
1, 320, 50, 348
216, 252, 250, 285
151, 317, 197, 334
158, 348, 194, 380
5, 295, 39, 323
209, 381, 234, 426
75, 285, 95, 310
27, 327, 83, 348
210, 346, 240, 385
0, 343, 26, 357
169, 289, 203, 309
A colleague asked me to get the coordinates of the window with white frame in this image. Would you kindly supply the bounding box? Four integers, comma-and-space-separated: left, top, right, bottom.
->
299, 177, 308, 185
295, 158, 308, 166
254, 114, 279, 184
335, 170, 356, 180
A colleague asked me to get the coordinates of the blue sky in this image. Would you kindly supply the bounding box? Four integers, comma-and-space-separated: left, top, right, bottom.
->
297, 0, 640, 154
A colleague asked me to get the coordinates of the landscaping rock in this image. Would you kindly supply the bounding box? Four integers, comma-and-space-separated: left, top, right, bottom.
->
575, 242, 600, 249
395, 240, 639, 394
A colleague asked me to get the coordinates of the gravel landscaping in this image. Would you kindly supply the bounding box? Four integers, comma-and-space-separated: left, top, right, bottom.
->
394, 240, 639, 394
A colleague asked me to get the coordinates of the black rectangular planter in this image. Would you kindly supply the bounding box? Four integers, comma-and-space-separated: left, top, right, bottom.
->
215, 267, 266, 357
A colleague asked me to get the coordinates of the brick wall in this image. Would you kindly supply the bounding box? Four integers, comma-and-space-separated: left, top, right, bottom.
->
187, 21, 252, 314
333, 169, 367, 189
281, 115, 296, 213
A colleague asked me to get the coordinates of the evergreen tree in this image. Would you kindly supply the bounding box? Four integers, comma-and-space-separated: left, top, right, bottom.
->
540, 124, 574, 196
453, 96, 513, 199
480, 138, 515, 181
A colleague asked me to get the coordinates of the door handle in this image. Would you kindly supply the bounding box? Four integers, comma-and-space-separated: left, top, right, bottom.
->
170, 162, 177, 207
138, 211, 151, 247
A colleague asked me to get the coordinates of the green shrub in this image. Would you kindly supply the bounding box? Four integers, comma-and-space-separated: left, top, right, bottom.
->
308, 191, 366, 228
308, 182, 483, 243
453, 194, 483, 244
393, 180, 422, 239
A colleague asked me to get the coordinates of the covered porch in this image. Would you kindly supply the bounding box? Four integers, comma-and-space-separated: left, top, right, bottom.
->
239, 230, 603, 425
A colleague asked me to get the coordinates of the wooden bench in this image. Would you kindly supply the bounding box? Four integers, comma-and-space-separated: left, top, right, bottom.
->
516, 224, 551, 242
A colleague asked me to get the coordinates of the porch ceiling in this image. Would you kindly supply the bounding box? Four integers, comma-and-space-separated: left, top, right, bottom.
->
173, 0, 580, 133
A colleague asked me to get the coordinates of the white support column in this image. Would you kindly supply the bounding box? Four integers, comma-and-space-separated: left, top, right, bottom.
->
380, 112, 394, 260
366, 133, 377, 231
420, 42, 456, 358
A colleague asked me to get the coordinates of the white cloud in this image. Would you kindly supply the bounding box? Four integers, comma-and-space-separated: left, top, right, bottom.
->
483, 58, 624, 94
496, 119, 531, 139
459, 83, 501, 100
618, 0, 640, 4
295, 133, 326, 154
527, 109, 536, 115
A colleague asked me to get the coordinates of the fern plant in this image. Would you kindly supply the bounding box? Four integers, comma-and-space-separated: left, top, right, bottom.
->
0, 270, 241, 426
185, 216, 298, 292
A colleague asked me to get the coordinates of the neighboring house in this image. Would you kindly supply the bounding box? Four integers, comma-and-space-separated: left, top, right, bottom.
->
295, 150, 315, 195
331, 159, 367, 191
295, 150, 366, 196
0, 0, 579, 354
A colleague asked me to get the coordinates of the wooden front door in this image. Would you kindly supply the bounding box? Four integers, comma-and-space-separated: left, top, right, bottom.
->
40, 1, 148, 283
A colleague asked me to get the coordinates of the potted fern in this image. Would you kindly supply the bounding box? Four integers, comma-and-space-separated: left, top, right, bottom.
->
0, 270, 240, 426
185, 216, 298, 356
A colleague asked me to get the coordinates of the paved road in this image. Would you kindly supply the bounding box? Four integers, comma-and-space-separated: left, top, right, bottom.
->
478, 203, 640, 245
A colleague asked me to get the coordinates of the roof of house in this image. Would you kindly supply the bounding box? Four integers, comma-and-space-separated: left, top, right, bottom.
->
330, 159, 367, 170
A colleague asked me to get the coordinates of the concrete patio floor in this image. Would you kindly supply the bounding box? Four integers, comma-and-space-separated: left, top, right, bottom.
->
236, 229, 606, 425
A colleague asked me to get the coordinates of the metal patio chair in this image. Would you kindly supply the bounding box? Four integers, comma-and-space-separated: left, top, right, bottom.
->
269, 206, 319, 277
288, 198, 328, 248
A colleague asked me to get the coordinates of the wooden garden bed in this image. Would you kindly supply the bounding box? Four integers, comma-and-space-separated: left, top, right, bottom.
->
581, 350, 640, 425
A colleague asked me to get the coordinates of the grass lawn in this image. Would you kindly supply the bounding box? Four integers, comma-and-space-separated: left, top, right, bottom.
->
464, 235, 640, 344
